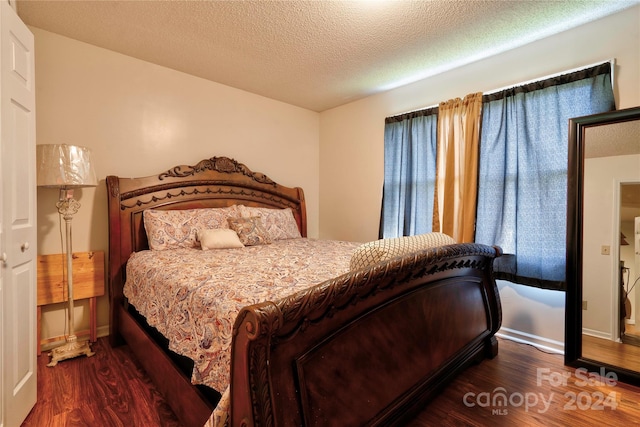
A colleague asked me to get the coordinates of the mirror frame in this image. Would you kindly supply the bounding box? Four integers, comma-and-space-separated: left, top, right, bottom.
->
566, 105, 640, 385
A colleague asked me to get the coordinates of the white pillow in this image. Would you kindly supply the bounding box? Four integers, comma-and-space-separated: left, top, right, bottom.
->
198, 228, 244, 250
350, 232, 456, 270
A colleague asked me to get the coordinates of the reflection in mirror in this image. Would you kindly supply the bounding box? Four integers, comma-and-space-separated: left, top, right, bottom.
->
566, 106, 640, 386
582, 121, 640, 372
619, 183, 640, 347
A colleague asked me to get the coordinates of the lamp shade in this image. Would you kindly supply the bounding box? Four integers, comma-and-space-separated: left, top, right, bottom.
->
36, 144, 97, 188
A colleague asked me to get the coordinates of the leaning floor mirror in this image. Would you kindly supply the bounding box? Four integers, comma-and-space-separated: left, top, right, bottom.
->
566, 106, 640, 385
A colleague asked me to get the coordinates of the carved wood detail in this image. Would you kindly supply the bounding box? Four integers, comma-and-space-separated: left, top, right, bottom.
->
107, 176, 120, 198
241, 243, 496, 342
120, 185, 297, 210
236, 243, 500, 425
158, 156, 276, 186
249, 342, 274, 427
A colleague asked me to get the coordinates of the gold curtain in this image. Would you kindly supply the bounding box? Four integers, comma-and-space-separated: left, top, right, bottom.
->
433, 92, 483, 243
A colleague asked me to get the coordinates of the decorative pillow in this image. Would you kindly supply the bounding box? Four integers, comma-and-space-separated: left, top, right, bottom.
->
237, 205, 301, 240
227, 216, 272, 246
198, 228, 244, 250
143, 206, 239, 250
349, 232, 456, 271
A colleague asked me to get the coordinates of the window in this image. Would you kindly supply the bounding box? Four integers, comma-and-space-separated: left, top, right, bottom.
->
381, 63, 615, 290
381, 108, 438, 238
475, 63, 615, 289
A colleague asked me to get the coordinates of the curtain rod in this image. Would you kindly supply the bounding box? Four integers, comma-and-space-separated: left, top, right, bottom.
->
390, 59, 615, 118
483, 59, 615, 95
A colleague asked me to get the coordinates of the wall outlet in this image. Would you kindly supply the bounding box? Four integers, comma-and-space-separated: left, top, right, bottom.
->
582, 301, 587, 310
601, 245, 610, 255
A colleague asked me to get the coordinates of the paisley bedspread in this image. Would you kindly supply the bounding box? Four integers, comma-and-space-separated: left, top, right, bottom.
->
123, 237, 359, 421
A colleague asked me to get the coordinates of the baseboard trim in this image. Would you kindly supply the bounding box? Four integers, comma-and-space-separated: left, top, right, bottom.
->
582, 328, 612, 340
496, 327, 564, 355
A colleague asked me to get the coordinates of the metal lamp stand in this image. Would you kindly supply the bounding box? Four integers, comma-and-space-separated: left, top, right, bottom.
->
47, 189, 95, 367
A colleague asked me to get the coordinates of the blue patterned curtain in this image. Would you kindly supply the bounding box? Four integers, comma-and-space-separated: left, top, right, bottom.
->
475, 62, 615, 290
381, 108, 438, 238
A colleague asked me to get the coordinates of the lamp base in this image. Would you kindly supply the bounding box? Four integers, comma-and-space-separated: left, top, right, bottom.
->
47, 335, 95, 367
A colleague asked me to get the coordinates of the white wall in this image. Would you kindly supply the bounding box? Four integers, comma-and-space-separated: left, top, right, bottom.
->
33, 28, 321, 345
319, 6, 640, 352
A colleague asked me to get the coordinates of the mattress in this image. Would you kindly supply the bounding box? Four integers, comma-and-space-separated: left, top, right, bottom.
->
123, 238, 359, 393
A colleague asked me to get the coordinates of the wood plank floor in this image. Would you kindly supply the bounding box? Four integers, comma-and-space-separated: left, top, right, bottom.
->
23, 337, 640, 426
22, 338, 181, 427
409, 338, 640, 427
583, 334, 640, 373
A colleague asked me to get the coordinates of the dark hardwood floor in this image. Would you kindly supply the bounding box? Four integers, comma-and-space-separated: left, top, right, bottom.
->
23, 337, 640, 426
408, 338, 640, 427
23, 338, 181, 427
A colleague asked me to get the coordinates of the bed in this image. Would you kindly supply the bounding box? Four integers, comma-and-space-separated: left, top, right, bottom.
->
106, 155, 502, 427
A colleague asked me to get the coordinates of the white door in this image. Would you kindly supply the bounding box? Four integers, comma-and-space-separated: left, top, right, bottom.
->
0, 2, 37, 426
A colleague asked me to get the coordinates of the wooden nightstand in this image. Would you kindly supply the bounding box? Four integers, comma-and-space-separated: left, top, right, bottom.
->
36, 251, 105, 355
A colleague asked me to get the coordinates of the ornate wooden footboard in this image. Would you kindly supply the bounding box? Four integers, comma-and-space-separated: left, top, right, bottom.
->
107, 156, 502, 427
231, 243, 501, 426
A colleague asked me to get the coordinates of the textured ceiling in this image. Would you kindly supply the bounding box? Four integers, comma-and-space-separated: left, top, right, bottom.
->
585, 119, 640, 159
16, 0, 638, 112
